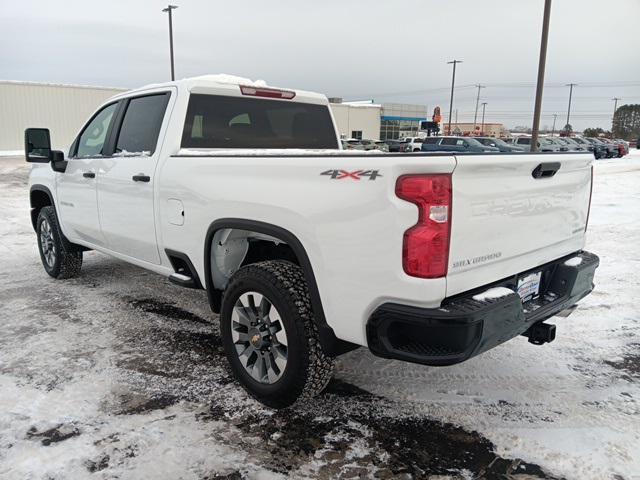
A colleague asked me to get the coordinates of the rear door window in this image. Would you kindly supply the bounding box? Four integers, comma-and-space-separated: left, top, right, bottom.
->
182, 94, 338, 149
441, 138, 458, 146
115, 93, 170, 155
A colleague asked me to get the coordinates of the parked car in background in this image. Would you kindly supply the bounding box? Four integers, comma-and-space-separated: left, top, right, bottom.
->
476, 137, 525, 152
510, 136, 559, 152
359, 139, 388, 152
341, 139, 365, 151
581, 138, 607, 159
588, 138, 616, 158
614, 139, 629, 156
383, 139, 410, 153
544, 136, 569, 152
555, 137, 588, 152
400, 136, 425, 152
421, 136, 500, 153
564, 137, 594, 153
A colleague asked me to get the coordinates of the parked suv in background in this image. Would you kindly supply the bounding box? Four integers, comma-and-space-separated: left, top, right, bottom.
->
382, 139, 410, 152
510, 136, 559, 152
571, 137, 599, 157
341, 139, 365, 150
585, 138, 613, 158
400, 136, 425, 152
421, 136, 500, 153
544, 137, 569, 152
476, 137, 525, 153
359, 139, 388, 152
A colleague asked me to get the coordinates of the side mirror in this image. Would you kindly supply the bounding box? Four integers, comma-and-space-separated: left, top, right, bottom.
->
24, 128, 51, 163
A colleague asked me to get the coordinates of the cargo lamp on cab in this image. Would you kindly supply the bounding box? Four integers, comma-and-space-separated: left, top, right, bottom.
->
239, 85, 296, 99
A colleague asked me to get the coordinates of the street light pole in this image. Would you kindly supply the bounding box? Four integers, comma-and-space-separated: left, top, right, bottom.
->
447, 60, 462, 135
565, 83, 577, 130
162, 5, 178, 81
472, 84, 485, 132
551, 114, 557, 136
530, 0, 552, 153
612, 97, 621, 133
481, 102, 487, 135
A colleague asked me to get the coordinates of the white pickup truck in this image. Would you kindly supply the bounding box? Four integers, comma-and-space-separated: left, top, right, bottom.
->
25, 75, 599, 408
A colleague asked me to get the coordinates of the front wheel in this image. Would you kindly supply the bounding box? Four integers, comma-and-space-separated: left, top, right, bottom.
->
220, 260, 334, 408
36, 206, 83, 279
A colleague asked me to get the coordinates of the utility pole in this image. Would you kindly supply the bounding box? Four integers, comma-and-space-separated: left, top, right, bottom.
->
473, 84, 485, 131
612, 97, 621, 134
530, 0, 552, 153
481, 102, 487, 135
447, 60, 462, 135
565, 83, 577, 129
551, 114, 557, 136
162, 5, 178, 81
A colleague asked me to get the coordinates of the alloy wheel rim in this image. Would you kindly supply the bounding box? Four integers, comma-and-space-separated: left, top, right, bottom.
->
231, 291, 288, 384
39, 219, 56, 267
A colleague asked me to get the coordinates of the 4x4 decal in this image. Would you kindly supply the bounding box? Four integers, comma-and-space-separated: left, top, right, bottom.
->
320, 169, 382, 180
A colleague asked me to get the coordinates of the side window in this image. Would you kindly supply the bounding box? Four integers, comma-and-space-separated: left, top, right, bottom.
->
457, 140, 466, 146
115, 94, 170, 155
351, 130, 363, 140
441, 138, 457, 145
76, 103, 118, 158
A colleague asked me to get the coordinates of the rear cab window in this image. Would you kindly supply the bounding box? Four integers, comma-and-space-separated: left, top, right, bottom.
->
181, 94, 338, 149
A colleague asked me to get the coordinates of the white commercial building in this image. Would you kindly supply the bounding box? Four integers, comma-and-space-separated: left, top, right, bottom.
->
328, 100, 381, 140
0, 81, 126, 152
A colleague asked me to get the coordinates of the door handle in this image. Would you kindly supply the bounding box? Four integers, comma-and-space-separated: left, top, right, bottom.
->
132, 175, 151, 183
83, 172, 95, 178
532, 162, 561, 179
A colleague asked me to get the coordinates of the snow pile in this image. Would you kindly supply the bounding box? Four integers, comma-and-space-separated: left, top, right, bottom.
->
186, 74, 268, 87
564, 256, 583, 267
472, 286, 514, 302
0, 150, 24, 157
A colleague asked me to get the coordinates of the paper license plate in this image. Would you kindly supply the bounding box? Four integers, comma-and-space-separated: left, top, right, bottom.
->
517, 271, 542, 302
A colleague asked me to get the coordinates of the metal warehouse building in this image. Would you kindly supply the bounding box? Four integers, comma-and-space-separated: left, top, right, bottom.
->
0, 81, 126, 151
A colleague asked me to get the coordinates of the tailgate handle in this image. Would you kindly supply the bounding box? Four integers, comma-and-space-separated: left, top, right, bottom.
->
532, 162, 561, 179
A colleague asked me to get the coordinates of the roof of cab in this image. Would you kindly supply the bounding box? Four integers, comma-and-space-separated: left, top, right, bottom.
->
110, 74, 328, 105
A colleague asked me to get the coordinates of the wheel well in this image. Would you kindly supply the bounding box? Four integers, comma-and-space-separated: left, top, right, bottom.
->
210, 228, 299, 292
30, 188, 53, 231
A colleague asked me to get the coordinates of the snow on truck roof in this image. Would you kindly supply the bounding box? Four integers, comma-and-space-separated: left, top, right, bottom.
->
124, 74, 328, 104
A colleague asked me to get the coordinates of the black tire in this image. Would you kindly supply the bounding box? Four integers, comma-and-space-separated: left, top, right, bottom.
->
36, 206, 83, 279
220, 260, 334, 408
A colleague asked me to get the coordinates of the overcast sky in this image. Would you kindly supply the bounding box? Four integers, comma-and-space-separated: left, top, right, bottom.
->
2, 0, 639, 130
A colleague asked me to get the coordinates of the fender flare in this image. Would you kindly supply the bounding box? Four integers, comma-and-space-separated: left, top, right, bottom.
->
204, 218, 357, 357
29, 184, 55, 231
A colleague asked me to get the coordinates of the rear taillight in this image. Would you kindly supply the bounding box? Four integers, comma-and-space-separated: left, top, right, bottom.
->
239, 85, 296, 99
396, 174, 452, 278
585, 165, 594, 231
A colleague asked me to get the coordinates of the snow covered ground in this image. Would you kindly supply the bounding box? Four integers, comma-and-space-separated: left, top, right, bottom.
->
1, 152, 639, 479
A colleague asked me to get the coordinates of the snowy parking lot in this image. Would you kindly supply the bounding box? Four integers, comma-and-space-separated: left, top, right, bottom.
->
1, 152, 639, 479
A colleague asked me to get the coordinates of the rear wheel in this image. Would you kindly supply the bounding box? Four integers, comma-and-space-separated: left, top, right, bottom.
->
220, 260, 334, 408
36, 206, 83, 279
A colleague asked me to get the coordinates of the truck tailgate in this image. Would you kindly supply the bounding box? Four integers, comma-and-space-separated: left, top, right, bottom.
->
446, 153, 593, 296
